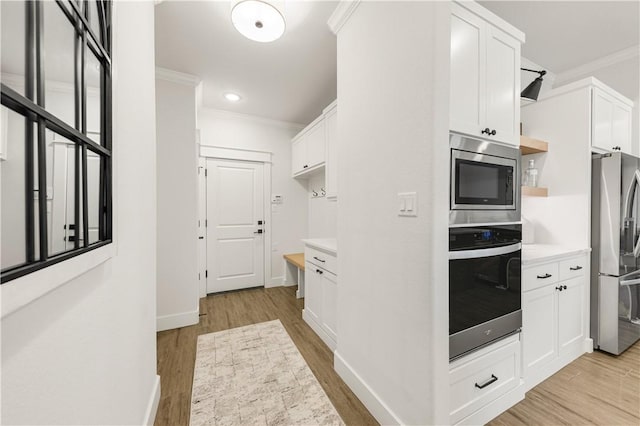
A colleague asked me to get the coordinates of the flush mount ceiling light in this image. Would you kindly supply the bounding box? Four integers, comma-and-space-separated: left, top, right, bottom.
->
231, 0, 286, 43
224, 92, 242, 102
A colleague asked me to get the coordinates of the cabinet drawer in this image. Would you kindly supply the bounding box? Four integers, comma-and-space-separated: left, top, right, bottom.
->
450, 335, 520, 424
305, 246, 337, 274
523, 262, 559, 292
559, 255, 587, 281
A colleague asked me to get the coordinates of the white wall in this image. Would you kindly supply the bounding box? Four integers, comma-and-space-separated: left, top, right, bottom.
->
198, 108, 307, 285
307, 171, 337, 238
334, 2, 450, 424
521, 87, 592, 248
155, 77, 199, 331
1, 2, 159, 424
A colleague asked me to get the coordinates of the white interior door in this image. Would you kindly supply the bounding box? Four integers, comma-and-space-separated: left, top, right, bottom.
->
206, 158, 265, 293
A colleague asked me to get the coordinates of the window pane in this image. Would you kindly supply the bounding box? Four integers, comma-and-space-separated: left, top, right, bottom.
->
86, 45, 102, 143
87, 1, 102, 43
0, 1, 27, 96
86, 151, 101, 244
43, 1, 77, 128
1, 107, 33, 269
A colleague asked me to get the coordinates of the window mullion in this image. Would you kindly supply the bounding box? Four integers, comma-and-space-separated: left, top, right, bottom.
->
24, 1, 36, 263
35, 1, 48, 262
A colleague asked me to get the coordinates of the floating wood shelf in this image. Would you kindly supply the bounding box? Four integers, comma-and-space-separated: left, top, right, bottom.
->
522, 186, 548, 197
283, 253, 305, 271
520, 136, 549, 155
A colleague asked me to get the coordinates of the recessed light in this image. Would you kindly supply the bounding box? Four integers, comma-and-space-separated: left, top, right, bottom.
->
231, 0, 286, 43
224, 93, 242, 102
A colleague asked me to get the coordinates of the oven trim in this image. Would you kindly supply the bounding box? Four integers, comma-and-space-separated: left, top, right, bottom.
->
450, 310, 522, 360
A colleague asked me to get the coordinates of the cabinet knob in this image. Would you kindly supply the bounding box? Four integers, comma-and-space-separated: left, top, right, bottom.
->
303, 164, 309, 168
316, 269, 323, 275
556, 286, 563, 291
563, 285, 567, 290
481, 128, 497, 136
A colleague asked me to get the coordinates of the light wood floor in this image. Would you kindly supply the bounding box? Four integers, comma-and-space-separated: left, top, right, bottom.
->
154, 286, 378, 426
491, 341, 640, 425
156, 285, 640, 426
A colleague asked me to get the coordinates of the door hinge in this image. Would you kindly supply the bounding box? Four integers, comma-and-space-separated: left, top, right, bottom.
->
205, 270, 208, 278
198, 272, 201, 280
205, 169, 208, 177
205, 219, 208, 227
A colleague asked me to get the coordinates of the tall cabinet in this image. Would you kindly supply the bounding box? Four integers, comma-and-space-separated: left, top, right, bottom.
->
450, 2, 524, 147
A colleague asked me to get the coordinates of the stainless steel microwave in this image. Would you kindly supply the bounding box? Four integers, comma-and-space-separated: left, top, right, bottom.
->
449, 133, 521, 225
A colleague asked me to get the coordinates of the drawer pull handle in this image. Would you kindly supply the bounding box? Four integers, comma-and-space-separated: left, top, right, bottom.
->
475, 374, 498, 389
570, 266, 583, 271
313, 256, 325, 263
537, 273, 552, 279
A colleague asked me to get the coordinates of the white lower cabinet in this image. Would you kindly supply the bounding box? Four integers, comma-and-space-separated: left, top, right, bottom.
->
522, 254, 588, 391
449, 333, 524, 425
303, 245, 337, 350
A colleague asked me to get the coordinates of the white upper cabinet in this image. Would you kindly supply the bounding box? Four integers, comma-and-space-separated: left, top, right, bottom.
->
450, 2, 523, 147
592, 87, 633, 155
291, 116, 325, 177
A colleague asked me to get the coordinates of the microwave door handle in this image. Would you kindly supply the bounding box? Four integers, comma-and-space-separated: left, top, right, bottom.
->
449, 243, 522, 260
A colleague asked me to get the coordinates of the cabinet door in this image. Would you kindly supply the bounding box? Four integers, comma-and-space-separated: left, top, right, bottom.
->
306, 121, 325, 169
321, 271, 338, 343
485, 26, 520, 146
450, 5, 485, 138
558, 277, 585, 357
291, 138, 306, 176
613, 102, 632, 155
523, 284, 557, 374
325, 106, 338, 199
305, 263, 323, 324
592, 88, 615, 152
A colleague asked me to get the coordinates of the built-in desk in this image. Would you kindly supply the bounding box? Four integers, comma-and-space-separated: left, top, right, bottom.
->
283, 253, 305, 298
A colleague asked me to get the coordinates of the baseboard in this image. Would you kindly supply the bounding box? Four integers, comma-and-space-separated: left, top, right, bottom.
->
584, 337, 594, 353
333, 351, 404, 425
143, 375, 161, 426
156, 308, 199, 332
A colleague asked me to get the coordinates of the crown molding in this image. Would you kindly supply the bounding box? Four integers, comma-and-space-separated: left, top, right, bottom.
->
155, 67, 201, 86
327, 1, 361, 35
555, 45, 640, 87
200, 107, 306, 132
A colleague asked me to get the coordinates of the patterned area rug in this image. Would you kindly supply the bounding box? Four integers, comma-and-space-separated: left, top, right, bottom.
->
190, 320, 344, 426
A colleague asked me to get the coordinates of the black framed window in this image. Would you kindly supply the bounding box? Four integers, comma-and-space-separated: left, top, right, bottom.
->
1, 0, 112, 283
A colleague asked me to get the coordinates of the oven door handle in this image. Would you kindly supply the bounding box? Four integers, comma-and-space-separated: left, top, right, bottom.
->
449, 243, 522, 260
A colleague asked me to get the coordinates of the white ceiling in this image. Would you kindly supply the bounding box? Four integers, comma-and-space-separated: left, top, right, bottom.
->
479, 1, 639, 73
154, 1, 338, 125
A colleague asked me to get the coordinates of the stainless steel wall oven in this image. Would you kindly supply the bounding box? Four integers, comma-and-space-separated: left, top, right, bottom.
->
449, 224, 522, 359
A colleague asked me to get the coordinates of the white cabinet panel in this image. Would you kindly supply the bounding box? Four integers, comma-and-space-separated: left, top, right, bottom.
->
558, 277, 585, 357
322, 271, 338, 343
613, 102, 632, 155
522, 284, 557, 374
305, 261, 322, 324
325, 105, 338, 199
593, 89, 614, 152
306, 121, 326, 169
450, 8, 484, 137
292, 138, 306, 175
485, 26, 520, 145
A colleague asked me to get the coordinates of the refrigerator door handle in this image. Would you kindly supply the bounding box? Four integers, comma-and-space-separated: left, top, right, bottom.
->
623, 170, 640, 257
620, 278, 640, 286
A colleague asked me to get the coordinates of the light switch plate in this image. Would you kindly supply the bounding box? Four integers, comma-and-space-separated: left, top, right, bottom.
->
398, 192, 417, 217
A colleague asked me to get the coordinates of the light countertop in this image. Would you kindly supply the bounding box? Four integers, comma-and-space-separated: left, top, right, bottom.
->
302, 238, 337, 254
522, 244, 591, 266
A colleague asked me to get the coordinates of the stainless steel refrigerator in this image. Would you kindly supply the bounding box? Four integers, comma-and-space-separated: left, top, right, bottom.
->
591, 152, 640, 355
